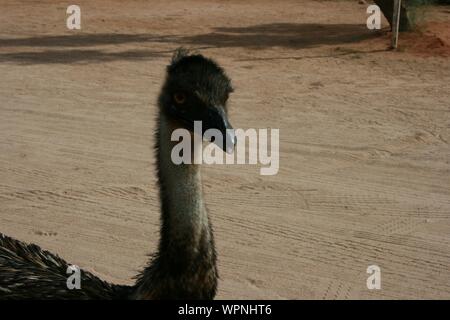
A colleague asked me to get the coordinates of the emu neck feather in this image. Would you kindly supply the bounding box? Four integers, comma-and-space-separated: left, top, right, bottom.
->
132, 112, 217, 300
158, 113, 209, 246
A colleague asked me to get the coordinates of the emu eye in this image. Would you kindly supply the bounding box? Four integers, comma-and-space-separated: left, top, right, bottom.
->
173, 92, 186, 104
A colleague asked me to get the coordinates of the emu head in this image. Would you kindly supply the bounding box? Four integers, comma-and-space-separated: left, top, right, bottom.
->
159, 48, 235, 153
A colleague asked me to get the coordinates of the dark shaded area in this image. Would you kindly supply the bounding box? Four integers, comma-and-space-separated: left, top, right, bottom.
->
0, 33, 174, 47
0, 23, 381, 64
0, 49, 170, 65
0, 33, 176, 64
180, 23, 379, 49
374, 0, 413, 31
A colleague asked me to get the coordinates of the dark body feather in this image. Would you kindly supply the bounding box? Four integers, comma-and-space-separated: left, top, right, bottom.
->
0, 234, 130, 299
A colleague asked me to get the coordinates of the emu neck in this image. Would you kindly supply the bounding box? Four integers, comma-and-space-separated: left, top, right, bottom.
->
157, 112, 208, 244
132, 111, 217, 300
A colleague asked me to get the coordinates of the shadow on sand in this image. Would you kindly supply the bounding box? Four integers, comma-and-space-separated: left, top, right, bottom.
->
180, 23, 380, 49
0, 23, 382, 64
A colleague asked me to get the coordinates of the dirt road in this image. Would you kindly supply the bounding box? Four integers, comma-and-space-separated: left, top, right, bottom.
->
1, 0, 450, 299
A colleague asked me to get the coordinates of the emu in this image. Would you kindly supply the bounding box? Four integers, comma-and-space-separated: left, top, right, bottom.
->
0, 48, 235, 299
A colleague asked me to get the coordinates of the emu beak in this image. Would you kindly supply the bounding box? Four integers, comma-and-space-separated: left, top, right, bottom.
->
225, 126, 236, 154
203, 106, 236, 154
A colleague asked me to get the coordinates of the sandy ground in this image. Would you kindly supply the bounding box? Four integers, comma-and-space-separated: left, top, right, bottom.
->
1, 0, 450, 299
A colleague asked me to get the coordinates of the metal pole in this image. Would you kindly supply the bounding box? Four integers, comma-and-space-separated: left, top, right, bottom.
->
391, 0, 402, 49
